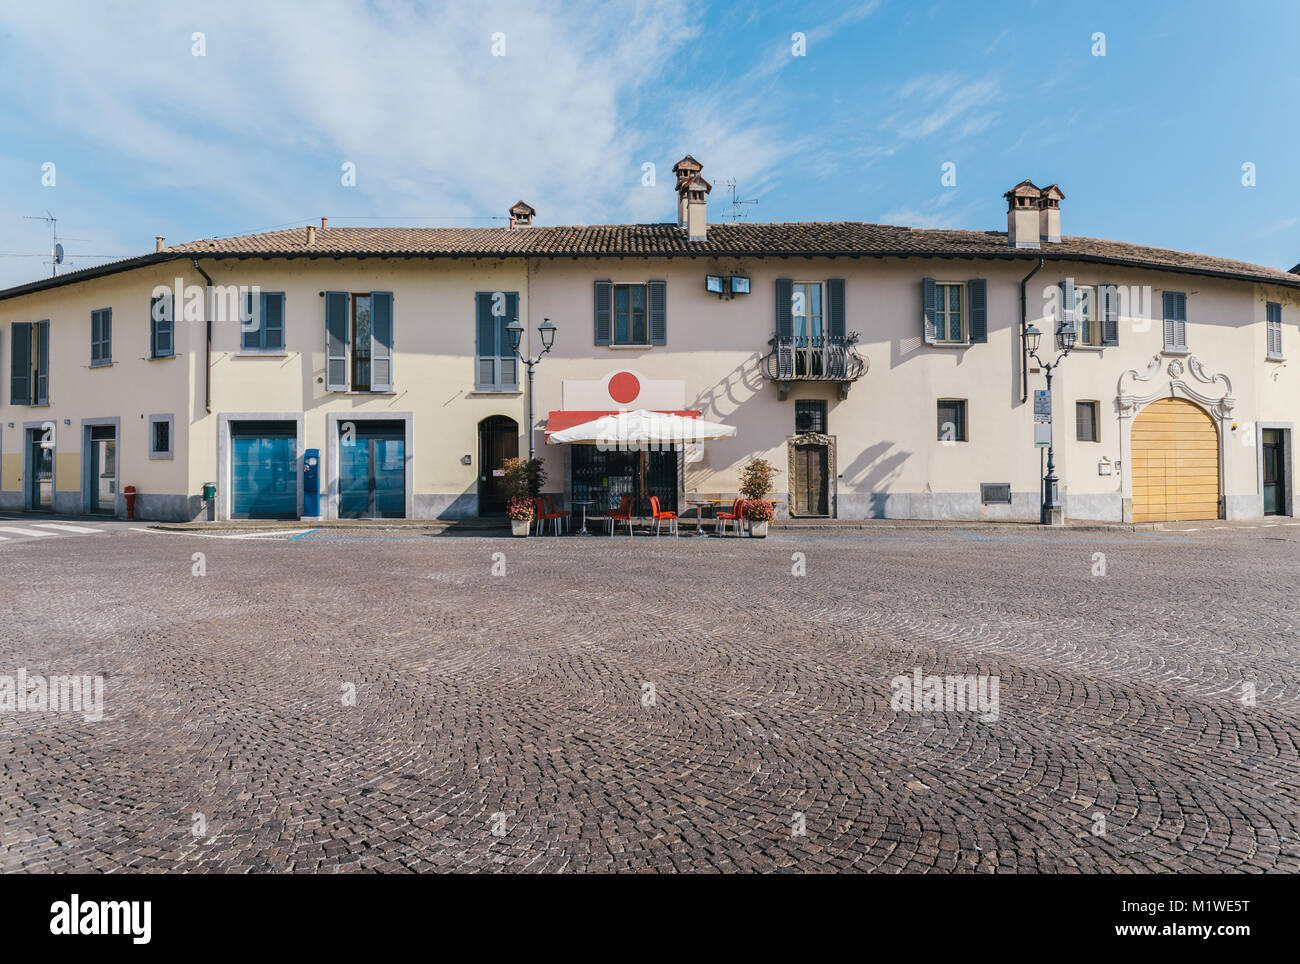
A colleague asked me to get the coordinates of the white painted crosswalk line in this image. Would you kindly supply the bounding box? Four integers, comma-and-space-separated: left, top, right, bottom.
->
33, 523, 104, 534
0, 526, 57, 537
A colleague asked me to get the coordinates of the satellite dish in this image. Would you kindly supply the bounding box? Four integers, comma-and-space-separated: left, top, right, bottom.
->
53, 243, 64, 264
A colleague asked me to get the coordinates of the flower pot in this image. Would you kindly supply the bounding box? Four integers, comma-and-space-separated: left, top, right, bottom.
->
511, 519, 532, 537
748, 521, 769, 538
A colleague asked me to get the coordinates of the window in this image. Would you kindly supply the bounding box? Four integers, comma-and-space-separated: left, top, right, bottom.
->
240, 292, 285, 353
935, 283, 964, 342
149, 414, 174, 460
1267, 301, 1283, 360
9, 320, 49, 405
1074, 287, 1100, 347
1162, 291, 1188, 352
614, 284, 648, 345
324, 291, 393, 393
91, 308, 112, 366
795, 400, 826, 434
792, 283, 823, 341
150, 294, 174, 358
475, 291, 519, 391
937, 399, 967, 442
594, 280, 666, 347
1076, 401, 1099, 442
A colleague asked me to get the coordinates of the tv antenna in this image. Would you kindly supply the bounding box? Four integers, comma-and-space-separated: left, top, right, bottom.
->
23, 211, 63, 276
722, 179, 758, 222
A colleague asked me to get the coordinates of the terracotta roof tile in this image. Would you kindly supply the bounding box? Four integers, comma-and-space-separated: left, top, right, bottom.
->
3, 222, 1298, 301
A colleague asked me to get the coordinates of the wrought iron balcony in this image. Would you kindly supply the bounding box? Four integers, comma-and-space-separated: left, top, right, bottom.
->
761, 333, 867, 399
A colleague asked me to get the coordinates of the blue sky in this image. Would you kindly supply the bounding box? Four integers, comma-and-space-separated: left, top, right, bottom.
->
1, 0, 1298, 287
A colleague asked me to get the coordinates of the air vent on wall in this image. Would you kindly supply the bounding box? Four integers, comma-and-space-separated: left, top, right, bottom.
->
980, 483, 1012, 505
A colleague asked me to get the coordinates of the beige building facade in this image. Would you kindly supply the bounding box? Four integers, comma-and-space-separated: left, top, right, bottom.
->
2, 163, 1298, 525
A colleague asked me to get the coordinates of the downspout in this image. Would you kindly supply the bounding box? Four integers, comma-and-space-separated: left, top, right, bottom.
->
1019, 257, 1044, 403
191, 258, 214, 414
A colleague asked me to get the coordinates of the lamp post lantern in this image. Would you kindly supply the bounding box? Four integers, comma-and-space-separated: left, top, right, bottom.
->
1025, 319, 1076, 526
511, 317, 557, 461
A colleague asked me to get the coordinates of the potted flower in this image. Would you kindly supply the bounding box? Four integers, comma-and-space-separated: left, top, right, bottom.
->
738, 456, 779, 537
743, 498, 775, 537
503, 457, 546, 536
508, 496, 535, 537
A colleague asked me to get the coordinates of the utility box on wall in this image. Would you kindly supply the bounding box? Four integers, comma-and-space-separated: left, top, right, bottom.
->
303, 448, 321, 517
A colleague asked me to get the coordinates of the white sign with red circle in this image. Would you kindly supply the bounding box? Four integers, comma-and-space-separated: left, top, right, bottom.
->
562, 370, 686, 411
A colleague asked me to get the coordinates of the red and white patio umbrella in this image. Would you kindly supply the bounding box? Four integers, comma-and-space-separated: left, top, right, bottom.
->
545, 408, 736, 447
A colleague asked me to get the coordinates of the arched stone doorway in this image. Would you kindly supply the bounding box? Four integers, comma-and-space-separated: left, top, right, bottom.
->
1130, 397, 1219, 522
478, 415, 519, 515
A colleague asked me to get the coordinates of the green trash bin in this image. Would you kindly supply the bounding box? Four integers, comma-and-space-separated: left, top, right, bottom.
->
202, 482, 216, 502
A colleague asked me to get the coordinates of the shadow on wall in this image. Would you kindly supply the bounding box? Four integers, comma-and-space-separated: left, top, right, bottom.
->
685, 352, 770, 476
840, 440, 912, 517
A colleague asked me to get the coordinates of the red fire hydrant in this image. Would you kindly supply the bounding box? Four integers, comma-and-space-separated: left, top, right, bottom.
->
123, 485, 137, 520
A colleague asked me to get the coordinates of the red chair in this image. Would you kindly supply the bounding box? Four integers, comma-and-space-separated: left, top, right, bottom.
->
649, 496, 678, 537
543, 495, 568, 534
605, 494, 634, 537
533, 497, 565, 536
715, 498, 747, 536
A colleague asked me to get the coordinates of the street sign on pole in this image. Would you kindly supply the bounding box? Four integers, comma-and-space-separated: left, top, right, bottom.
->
1034, 422, 1051, 446
1033, 389, 1051, 422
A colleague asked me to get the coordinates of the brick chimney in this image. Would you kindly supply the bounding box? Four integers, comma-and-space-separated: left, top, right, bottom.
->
155, 236, 165, 252
672, 155, 710, 242
1003, 180, 1041, 249
508, 200, 536, 228
1037, 184, 1064, 243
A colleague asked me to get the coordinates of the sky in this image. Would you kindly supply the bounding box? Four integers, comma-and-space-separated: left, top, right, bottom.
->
1, 0, 1298, 287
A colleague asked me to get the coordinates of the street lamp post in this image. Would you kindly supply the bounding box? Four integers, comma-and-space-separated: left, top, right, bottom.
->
1024, 319, 1076, 526
506, 316, 557, 461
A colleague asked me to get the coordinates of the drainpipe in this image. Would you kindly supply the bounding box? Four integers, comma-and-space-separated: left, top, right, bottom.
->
191, 258, 214, 414
1019, 257, 1044, 403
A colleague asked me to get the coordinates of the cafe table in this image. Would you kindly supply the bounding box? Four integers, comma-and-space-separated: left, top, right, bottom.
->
685, 499, 726, 536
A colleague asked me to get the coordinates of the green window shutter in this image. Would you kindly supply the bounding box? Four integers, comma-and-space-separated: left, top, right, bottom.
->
922, 278, 937, 344
11, 322, 30, 404
967, 279, 987, 343
1100, 284, 1119, 346
1162, 291, 1176, 349
36, 319, 49, 404
264, 293, 284, 351
1267, 301, 1282, 357
151, 294, 174, 357
91, 309, 112, 364
826, 278, 846, 339
775, 278, 794, 378
1163, 291, 1187, 349
498, 293, 518, 387
325, 291, 349, 390
594, 281, 613, 346
648, 280, 667, 345
370, 291, 393, 391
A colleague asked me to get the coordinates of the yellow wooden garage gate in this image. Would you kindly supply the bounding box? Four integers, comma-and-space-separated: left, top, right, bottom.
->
1130, 397, 1220, 523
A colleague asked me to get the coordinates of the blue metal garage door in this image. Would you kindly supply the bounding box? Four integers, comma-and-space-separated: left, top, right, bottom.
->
231, 421, 297, 519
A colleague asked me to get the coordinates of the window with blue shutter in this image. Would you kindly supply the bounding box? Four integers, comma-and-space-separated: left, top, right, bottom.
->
775, 278, 794, 378
1266, 301, 1283, 359
150, 294, 174, 358
827, 278, 846, 340
325, 291, 348, 391
10, 322, 31, 404
967, 279, 987, 343
91, 308, 112, 366
371, 291, 393, 391
35, 320, 49, 404
648, 280, 667, 345
922, 278, 938, 344
594, 281, 612, 346
475, 291, 519, 391
1162, 291, 1187, 351
241, 292, 285, 352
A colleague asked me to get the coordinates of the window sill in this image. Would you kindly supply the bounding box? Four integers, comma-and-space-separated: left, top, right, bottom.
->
236, 351, 289, 358
1162, 348, 1190, 356
607, 344, 654, 350
89, 360, 114, 369
148, 354, 178, 361
148, 453, 174, 461
469, 389, 523, 396
1071, 344, 1105, 352
1266, 354, 1286, 363
338, 390, 398, 396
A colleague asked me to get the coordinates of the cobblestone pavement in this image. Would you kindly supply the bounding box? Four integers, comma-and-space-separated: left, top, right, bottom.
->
2, 525, 1298, 873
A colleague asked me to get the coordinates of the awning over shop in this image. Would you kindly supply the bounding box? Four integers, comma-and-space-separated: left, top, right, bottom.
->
545, 409, 700, 438
546, 409, 737, 446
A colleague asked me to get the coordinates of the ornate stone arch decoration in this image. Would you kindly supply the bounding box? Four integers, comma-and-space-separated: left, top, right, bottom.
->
1115, 352, 1237, 522
787, 432, 836, 517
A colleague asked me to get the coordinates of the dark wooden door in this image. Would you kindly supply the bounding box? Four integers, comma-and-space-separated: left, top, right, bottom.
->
1263, 429, 1285, 515
794, 443, 828, 515
478, 416, 518, 515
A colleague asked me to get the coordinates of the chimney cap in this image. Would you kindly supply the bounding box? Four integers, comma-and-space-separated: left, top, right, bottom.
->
677, 173, 713, 197
672, 155, 703, 175
508, 200, 536, 227
1037, 183, 1065, 206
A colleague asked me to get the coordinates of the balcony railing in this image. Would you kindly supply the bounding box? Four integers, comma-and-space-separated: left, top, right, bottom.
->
761, 333, 867, 398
